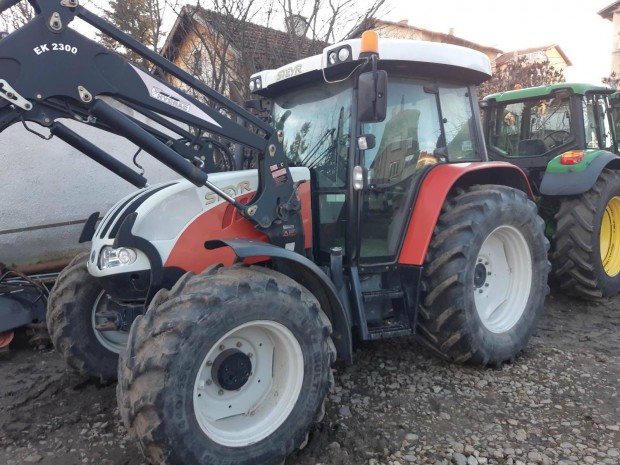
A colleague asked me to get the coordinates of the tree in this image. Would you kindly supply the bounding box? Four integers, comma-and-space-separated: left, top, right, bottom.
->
479, 56, 565, 98
278, 0, 388, 44
98, 0, 173, 68
603, 72, 620, 90
0, 1, 34, 32
170, 0, 270, 104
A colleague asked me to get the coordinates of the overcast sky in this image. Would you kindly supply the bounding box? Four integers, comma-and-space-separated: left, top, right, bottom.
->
380, 0, 614, 84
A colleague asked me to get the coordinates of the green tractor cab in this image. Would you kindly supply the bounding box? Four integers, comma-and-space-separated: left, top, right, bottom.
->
482, 83, 620, 299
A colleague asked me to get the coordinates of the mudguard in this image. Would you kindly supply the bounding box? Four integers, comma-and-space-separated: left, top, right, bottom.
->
398, 162, 533, 266
206, 238, 353, 364
539, 150, 620, 196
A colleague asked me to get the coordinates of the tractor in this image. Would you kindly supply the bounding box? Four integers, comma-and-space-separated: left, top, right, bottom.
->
1, 1, 549, 464
481, 83, 620, 299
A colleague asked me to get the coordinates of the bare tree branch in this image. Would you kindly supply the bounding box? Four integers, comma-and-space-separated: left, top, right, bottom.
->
97, 0, 178, 68
164, 0, 390, 105
0, 2, 35, 32
278, 0, 389, 43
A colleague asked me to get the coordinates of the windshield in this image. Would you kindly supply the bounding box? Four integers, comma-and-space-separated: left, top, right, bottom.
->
271, 80, 352, 188
487, 96, 573, 157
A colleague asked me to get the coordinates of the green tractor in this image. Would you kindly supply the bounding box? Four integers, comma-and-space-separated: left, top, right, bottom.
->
482, 83, 620, 299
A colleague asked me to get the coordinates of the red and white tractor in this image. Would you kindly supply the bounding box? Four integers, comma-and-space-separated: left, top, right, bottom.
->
0, 1, 549, 463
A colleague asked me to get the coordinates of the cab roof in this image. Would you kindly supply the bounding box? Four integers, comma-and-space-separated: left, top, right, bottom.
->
250, 37, 492, 96
483, 82, 615, 103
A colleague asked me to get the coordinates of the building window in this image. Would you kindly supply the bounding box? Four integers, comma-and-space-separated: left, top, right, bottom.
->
389, 160, 400, 178
192, 50, 202, 75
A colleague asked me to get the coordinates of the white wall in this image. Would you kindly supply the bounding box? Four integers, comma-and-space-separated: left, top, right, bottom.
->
0, 113, 179, 270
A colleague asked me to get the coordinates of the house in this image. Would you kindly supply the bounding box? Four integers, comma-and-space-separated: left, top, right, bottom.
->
347, 19, 503, 69
160, 6, 328, 102
599, 1, 620, 74
495, 45, 572, 73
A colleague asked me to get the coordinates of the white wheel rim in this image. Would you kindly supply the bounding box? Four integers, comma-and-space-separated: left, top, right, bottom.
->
91, 290, 128, 354
193, 320, 304, 447
473, 225, 532, 333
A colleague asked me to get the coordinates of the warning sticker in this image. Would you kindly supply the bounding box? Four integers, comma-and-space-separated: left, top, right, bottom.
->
270, 163, 288, 186
283, 224, 297, 237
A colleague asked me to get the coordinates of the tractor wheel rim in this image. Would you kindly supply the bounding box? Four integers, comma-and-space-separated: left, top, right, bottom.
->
473, 225, 532, 333
193, 320, 304, 447
91, 290, 128, 354
600, 196, 620, 277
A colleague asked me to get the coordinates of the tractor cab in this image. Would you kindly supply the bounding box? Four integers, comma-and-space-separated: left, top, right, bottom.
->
482, 83, 618, 192
247, 35, 536, 343
250, 36, 488, 269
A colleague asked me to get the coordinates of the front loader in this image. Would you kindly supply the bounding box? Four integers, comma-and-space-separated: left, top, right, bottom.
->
1, 1, 549, 464
482, 83, 620, 299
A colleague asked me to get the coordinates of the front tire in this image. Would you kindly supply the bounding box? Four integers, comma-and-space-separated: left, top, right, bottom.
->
117, 265, 334, 465
552, 168, 620, 299
47, 253, 128, 382
419, 185, 550, 366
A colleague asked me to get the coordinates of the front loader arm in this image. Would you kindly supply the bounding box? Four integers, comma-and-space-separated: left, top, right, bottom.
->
0, 0, 304, 252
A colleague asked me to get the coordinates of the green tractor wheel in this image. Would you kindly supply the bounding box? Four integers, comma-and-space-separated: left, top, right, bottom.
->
552, 168, 620, 299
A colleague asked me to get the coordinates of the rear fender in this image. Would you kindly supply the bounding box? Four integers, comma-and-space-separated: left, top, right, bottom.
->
206, 238, 353, 364
398, 162, 533, 266
539, 150, 620, 195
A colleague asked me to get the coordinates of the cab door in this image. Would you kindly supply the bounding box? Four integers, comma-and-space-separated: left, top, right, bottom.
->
584, 93, 616, 153
357, 78, 481, 264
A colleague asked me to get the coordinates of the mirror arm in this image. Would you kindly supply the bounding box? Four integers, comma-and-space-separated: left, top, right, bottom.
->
371, 55, 379, 108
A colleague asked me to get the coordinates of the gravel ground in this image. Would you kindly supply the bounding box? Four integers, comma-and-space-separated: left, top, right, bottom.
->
0, 291, 618, 465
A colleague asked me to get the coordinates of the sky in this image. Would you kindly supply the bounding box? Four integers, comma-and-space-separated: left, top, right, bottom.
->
379, 0, 615, 84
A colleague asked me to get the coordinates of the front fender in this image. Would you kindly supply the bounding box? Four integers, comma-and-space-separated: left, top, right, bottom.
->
539, 150, 620, 195
206, 238, 353, 364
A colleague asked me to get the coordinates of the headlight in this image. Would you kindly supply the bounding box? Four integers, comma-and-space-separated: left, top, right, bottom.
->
99, 246, 138, 270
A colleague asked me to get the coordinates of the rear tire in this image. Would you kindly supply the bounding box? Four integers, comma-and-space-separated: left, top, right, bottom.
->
47, 253, 128, 382
419, 185, 549, 366
552, 169, 620, 299
117, 264, 334, 465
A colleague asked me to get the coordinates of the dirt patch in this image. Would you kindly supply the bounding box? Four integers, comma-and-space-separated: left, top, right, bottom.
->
1, 292, 619, 465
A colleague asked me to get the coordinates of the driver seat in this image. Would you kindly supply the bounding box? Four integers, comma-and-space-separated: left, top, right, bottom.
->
518, 139, 547, 156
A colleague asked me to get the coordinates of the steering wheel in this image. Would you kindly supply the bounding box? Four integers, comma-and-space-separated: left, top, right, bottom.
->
543, 130, 571, 148
171, 137, 236, 173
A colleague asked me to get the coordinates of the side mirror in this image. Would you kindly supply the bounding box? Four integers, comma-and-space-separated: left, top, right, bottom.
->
358, 70, 387, 123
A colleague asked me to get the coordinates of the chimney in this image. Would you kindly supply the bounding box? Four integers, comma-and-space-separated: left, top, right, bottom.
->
398, 19, 409, 26
449, 27, 454, 35
286, 14, 309, 37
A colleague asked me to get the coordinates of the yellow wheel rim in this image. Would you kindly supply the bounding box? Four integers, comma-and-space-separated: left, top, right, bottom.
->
601, 196, 620, 277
